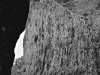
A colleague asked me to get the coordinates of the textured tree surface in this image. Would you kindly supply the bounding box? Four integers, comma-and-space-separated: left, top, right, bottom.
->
12, 0, 100, 75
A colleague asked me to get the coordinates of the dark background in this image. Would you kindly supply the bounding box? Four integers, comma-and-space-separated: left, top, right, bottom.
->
0, 0, 29, 75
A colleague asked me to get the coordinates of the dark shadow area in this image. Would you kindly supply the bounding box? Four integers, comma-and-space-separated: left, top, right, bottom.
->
0, 0, 29, 75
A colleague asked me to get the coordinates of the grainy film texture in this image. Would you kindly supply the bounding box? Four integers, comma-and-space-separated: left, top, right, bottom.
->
13, 0, 100, 75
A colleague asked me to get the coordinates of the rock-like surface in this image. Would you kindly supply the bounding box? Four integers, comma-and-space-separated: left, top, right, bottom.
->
13, 0, 100, 75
